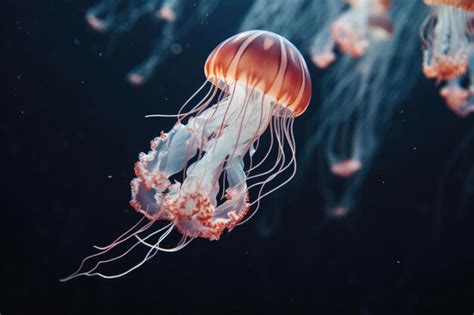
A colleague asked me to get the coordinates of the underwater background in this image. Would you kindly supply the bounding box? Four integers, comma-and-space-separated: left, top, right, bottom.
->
2, 0, 474, 314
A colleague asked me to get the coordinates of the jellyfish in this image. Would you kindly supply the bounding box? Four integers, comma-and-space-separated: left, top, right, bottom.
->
438, 41, 474, 117
332, 0, 391, 56
85, 0, 162, 33
238, 0, 332, 51
127, 0, 219, 85
308, 0, 345, 69
309, 0, 393, 68
62, 30, 311, 280
303, 1, 425, 216
421, 0, 474, 81
84, 0, 219, 85
156, 0, 178, 22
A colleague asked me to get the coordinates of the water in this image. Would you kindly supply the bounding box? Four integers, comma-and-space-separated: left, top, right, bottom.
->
2, 1, 474, 314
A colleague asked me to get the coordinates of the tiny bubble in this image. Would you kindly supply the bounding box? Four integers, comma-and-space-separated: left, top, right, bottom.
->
413, 147, 417, 150
107, 175, 113, 179
20, 110, 24, 114
170, 43, 183, 55
99, 52, 103, 57
81, 80, 85, 84
397, 260, 400, 264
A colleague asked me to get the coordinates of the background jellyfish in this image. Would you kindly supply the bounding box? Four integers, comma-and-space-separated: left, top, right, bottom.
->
421, 0, 474, 116
62, 30, 311, 280
238, 0, 331, 49
85, 0, 219, 85
421, 0, 473, 81
308, 0, 345, 68
303, 1, 426, 216
310, 0, 393, 68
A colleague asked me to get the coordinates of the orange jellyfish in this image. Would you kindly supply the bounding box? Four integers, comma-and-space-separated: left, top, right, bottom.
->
421, 0, 474, 81
62, 30, 311, 280
310, 0, 392, 69
330, 0, 391, 58
437, 14, 474, 117
156, 0, 177, 22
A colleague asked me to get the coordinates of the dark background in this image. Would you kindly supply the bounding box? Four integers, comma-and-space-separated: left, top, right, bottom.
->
2, 1, 474, 314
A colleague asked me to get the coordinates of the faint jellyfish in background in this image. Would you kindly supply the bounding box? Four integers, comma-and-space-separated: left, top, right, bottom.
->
310, 0, 393, 68
157, 0, 178, 22
439, 37, 474, 117
421, 0, 473, 81
127, 0, 220, 85
309, 0, 345, 68
86, 0, 162, 34
62, 30, 312, 280
238, 0, 330, 50
84, 0, 219, 86
304, 1, 426, 217
421, 0, 474, 116
440, 54, 474, 117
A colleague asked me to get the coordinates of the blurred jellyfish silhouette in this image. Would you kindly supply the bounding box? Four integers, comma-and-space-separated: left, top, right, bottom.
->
85, 0, 219, 85
238, 0, 330, 48
304, 1, 426, 217
310, 0, 393, 68
421, 0, 474, 116
62, 31, 312, 279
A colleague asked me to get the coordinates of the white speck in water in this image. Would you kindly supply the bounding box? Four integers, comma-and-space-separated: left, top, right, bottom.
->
170, 43, 183, 55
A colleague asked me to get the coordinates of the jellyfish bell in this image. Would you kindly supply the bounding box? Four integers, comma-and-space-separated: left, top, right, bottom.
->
330, 159, 362, 178
424, 0, 474, 12
157, 5, 176, 22
311, 49, 337, 69
127, 73, 146, 86
326, 206, 350, 218
86, 13, 109, 32
421, 0, 473, 81
62, 30, 311, 280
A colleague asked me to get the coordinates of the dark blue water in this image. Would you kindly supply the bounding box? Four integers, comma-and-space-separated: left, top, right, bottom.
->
2, 1, 474, 314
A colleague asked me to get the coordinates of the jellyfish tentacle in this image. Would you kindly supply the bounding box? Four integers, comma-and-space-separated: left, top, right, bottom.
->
60, 220, 172, 281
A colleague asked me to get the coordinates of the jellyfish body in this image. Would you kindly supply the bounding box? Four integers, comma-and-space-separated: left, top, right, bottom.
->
156, 0, 178, 22
85, 0, 162, 33
440, 77, 474, 117
84, 0, 219, 85
304, 1, 425, 216
62, 30, 311, 280
131, 30, 311, 239
421, 0, 474, 81
421, 0, 474, 116
310, 0, 393, 68
308, 0, 345, 68
126, 0, 219, 85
